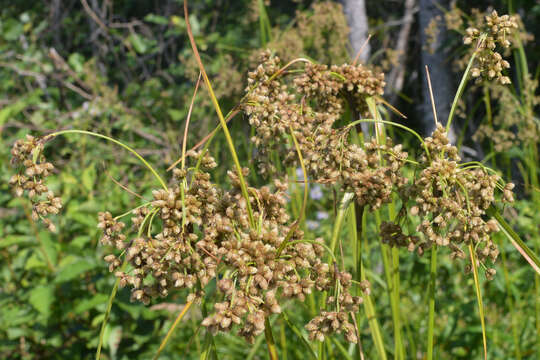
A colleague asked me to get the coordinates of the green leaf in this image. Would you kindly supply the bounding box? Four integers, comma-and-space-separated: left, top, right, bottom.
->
69, 212, 98, 228
128, 33, 148, 54
25, 252, 45, 270
82, 164, 96, 192
54, 259, 97, 283
0, 235, 34, 249
188, 14, 200, 36
167, 108, 184, 121
74, 293, 109, 315
0, 91, 41, 126
3, 19, 23, 40
144, 14, 169, 25
28, 285, 55, 319
40, 232, 58, 267
68, 53, 85, 73
71, 235, 92, 249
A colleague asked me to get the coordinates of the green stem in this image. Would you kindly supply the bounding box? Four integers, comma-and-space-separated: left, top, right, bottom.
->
498, 237, 521, 359
468, 243, 487, 360
427, 245, 437, 360
96, 260, 127, 360
447, 36, 485, 131
281, 312, 318, 360
349, 206, 387, 360
329, 193, 355, 259
487, 206, 540, 274
152, 301, 194, 360
346, 118, 430, 159
49, 129, 168, 190
264, 317, 279, 360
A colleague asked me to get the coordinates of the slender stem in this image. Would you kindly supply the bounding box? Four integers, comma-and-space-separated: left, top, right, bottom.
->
49, 129, 168, 190
152, 301, 194, 360
498, 237, 522, 359
96, 260, 127, 360
281, 312, 318, 359
346, 118, 430, 159
329, 193, 356, 259
349, 206, 387, 360
264, 317, 279, 360
427, 245, 437, 360
468, 243, 487, 360
181, 73, 202, 170
184, 0, 254, 227
447, 34, 487, 131
391, 247, 404, 360
274, 125, 309, 257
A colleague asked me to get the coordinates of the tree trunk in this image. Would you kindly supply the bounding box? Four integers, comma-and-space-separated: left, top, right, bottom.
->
419, 0, 454, 137
341, 0, 370, 63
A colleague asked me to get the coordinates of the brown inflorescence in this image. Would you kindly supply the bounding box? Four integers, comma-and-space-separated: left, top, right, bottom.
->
9, 135, 62, 232
97, 150, 363, 343
463, 10, 518, 84
244, 51, 406, 210
384, 124, 514, 276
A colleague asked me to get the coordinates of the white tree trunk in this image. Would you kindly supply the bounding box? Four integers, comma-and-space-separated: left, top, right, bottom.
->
341, 0, 371, 63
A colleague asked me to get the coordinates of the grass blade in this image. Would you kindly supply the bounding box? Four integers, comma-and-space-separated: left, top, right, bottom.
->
282, 311, 318, 360
152, 301, 194, 360
487, 206, 540, 274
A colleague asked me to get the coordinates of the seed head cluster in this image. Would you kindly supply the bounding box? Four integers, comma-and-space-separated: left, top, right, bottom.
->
382, 124, 514, 277
9, 135, 62, 232
463, 10, 518, 84
244, 52, 406, 209
96, 151, 361, 343
305, 269, 367, 343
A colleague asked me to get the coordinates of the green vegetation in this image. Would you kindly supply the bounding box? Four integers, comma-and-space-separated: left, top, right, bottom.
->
1, 1, 539, 359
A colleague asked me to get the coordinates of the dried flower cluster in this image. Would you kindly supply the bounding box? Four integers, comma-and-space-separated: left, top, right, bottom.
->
9, 135, 62, 232
382, 124, 514, 277
305, 270, 367, 343
427, 7, 532, 82
244, 52, 405, 210
463, 10, 518, 84
95, 151, 363, 343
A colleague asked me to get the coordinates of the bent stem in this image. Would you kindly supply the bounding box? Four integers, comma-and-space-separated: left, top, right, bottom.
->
427, 245, 437, 360
264, 317, 279, 360
48, 129, 168, 190
152, 301, 194, 360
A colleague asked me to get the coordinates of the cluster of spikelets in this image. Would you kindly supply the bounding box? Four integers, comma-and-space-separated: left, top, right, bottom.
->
244, 51, 406, 210
9, 47, 518, 346
463, 10, 518, 84
8, 132, 367, 344
244, 51, 515, 279
9, 135, 62, 232
96, 150, 365, 343
381, 124, 514, 279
